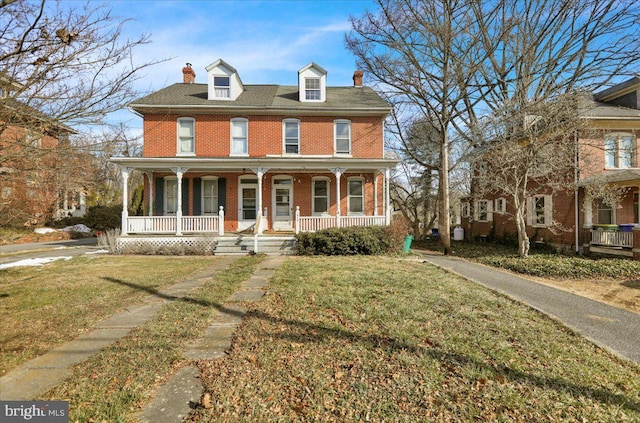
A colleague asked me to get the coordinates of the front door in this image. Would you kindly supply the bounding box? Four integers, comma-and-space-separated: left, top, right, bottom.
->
238, 177, 258, 231
272, 177, 293, 230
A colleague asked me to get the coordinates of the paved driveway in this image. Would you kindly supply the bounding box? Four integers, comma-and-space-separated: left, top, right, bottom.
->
421, 253, 640, 365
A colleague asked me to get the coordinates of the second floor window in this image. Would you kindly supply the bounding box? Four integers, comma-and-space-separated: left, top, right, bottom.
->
605, 133, 636, 168
335, 120, 351, 155
477, 200, 489, 222
231, 118, 248, 155
305, 78, 320, 100
177, 118, 195, 155
214, 76, 230, 98
283, 119, 300, 154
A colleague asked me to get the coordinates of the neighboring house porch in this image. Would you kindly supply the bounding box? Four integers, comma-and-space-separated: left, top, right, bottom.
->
580, 169, 640, 258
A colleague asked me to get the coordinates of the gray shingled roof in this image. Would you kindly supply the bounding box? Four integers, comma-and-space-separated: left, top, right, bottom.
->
582, 100, 640, 120
129, 83, 391, 114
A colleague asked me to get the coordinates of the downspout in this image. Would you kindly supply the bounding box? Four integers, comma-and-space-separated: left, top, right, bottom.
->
574, 130, 580, 254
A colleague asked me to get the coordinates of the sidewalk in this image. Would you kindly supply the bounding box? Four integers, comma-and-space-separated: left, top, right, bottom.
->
420, 252, 640, 365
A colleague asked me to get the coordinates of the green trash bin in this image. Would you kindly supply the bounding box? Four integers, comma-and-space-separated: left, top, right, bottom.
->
403, 235, 414, 253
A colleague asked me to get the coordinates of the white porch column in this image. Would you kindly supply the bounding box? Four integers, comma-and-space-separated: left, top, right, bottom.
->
251, 168, 268, 234
145, 172, 154, 217
172, 167, 187, 236
374, 170, 379, 216
385, 168, 391, 225
331, 168, 345, 227
120, 167, 131, 236
583, 193, 593, 228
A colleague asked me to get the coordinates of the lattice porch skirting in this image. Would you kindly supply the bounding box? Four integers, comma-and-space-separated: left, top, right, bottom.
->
115, 236, 217, 255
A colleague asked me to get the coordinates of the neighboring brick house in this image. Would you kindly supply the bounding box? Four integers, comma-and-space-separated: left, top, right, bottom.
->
0, 74, 85, 226
460, 77, 640, 260
111, 60, 397, 241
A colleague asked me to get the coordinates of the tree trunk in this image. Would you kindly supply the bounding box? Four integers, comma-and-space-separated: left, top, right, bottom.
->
440, 134, 451, 255
515, 207, 530, 257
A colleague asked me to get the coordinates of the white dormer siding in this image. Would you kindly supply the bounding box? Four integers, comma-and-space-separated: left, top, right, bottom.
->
298, 62, 327, 102
205, 59, 244, 101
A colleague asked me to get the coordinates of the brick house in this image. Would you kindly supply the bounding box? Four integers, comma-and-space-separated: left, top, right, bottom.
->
110, 60, 398, 251
0, 74, 85, 226
460, 77, 640, 260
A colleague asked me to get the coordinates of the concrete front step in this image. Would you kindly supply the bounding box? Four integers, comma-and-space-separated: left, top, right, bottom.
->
215, 235, 296, 255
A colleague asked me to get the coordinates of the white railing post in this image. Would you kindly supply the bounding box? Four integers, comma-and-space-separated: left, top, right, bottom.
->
218, 206, 225, 236
295, 206, 300, 234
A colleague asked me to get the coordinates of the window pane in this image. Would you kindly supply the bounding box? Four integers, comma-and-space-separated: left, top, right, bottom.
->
349, 180, 362, 196
285, 122, 298, 137
336, 122, 349, 137
621, 136, 634, 168
350, 197, 363, 213
604, 137, 617, 167
232, 121, 247, 137
285, 144, 298, 154
314, 180, 327, 196
214, 76, 230, 87
305, 78, 320, 89
314, 198, 328, 213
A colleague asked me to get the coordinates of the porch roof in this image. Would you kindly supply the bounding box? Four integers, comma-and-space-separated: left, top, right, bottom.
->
579, 169, 640, 186
110, 155, 399, 173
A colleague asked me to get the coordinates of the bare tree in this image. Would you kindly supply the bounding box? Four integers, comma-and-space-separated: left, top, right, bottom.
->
0, 0, 163, 225
347, 0, 490, 254
469, 0, 640, 256
472, 94, 593, 256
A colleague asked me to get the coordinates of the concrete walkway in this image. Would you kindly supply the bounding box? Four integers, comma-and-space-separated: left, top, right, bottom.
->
140, 255, 286, 423
0, 255, 239, 400
420, 252, 640, 365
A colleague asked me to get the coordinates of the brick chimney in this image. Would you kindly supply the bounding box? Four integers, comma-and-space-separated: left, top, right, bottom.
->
353, 70, 364, 87
182, 63, 196, 84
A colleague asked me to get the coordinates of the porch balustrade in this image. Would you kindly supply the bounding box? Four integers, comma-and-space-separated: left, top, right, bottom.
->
124, 207, 225, 236
294, 206, 386, 233
590, 229, 633, 248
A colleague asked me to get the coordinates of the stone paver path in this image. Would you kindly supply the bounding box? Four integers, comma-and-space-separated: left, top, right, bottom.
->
0, 256, 238, 400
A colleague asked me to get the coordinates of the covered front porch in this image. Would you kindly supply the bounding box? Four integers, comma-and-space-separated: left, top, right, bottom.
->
581, 170, 640, 259
111, 156, 398, 237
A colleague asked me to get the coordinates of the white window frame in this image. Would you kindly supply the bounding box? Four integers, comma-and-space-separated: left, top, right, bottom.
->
213, 75, 230, 99
347, 177, 365, 215
283, 119, 300, 155
230, 118, 248, 156
527, 195, 553, 228
177, 117, 195, 156
312, 177, 330, 215
596, 199, 614, 224
475, 199, 493, 222
461, 202, 470, 218
305, 77, 321, 101
605, 132, 636, 169
201, 177, 219, 215
164, 177, 178, 215
495, 197, 506, 214
335, 120, 351, 155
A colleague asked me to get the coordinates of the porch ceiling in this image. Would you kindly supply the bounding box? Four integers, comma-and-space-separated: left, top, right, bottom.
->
109, 156, 400, 172
579, 169, 640, 187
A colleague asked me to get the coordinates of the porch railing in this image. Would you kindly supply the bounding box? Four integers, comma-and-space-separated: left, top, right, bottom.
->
590, 229, 633, 248
125, 207, 225, 235
295, 207, 387, 233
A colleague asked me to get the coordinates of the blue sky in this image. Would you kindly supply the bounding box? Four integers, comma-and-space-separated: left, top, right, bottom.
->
103, 0, 378, 133
109, 0, 377, 90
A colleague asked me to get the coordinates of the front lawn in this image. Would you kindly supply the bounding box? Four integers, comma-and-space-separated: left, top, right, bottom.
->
0, 255, 215, 375
190, 256, 640, 422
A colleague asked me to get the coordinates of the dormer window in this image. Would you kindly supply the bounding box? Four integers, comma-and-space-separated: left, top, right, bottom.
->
305, 78, 321, 101
298, 62, 327, 102
214, 76, 230, 98
205, 59, 244, 101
